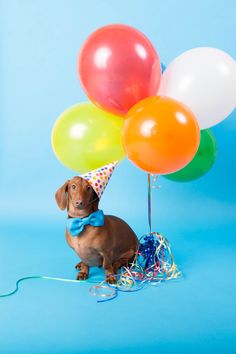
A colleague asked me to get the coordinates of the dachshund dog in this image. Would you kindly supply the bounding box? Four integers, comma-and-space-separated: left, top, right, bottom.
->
55, 177, 139, 284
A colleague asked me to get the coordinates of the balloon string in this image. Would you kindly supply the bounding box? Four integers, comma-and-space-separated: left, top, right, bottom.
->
148, 173, 152, 233
148, 174, 160, 232
0, 276, 98, 298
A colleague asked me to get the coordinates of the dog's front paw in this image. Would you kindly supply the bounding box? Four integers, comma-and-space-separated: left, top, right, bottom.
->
77, 272, 88, 280
75, 262, 83, 270
106, 274, 117, 285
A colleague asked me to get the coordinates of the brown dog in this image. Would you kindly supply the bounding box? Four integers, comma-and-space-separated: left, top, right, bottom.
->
55, 176, 139, 284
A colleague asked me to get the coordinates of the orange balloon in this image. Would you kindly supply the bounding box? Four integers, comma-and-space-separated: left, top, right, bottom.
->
123, 96, 200, 174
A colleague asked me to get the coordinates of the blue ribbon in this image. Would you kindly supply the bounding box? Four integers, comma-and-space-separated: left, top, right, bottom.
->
66, 210, 105, 236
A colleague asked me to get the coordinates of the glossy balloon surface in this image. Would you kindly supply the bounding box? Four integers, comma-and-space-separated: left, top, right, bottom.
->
123, 96, 200, 174
158, 47, 236, 129
51, 103, 125, 173
78, 24, 161, 116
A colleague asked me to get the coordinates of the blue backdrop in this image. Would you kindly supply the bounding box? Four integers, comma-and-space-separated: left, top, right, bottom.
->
0, 1, 235, 353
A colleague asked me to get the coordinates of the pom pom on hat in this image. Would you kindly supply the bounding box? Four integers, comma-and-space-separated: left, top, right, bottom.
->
80, 161, 118, 199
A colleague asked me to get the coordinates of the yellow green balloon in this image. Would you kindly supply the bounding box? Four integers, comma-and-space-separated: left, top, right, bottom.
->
51, 102, 125, 173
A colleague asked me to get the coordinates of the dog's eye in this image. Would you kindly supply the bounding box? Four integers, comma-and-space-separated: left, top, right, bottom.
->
71, 184, 76, 190
86, 186, 91, 191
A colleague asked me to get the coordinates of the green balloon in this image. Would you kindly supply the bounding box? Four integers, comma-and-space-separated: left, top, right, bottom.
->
164, 129, 217, 182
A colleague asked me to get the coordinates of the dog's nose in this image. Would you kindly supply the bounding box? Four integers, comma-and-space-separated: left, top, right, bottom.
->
75, 201, 84, 208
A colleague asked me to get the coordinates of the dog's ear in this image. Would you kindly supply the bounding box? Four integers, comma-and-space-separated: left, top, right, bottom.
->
55, 181, 69, 210
92, 190, 99, 212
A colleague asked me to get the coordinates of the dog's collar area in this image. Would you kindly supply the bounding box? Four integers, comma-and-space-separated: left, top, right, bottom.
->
66, 210, 105, 237
68, 213, 88, 219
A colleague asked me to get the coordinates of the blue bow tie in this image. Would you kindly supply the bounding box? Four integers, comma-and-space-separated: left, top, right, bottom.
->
66, 210, 105, 237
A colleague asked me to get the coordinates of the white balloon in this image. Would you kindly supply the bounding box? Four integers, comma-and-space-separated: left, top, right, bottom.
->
158, 47, 236, 129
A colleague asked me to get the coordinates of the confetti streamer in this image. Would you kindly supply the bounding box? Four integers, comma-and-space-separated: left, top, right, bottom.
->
89, 231, 181, 302
90, 174, 181, 302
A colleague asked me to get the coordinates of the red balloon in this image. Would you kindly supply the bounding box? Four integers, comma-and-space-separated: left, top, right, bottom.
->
78, 24, 161, 116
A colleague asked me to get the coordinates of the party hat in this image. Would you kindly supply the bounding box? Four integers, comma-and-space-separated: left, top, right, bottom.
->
80, 161, 118, 199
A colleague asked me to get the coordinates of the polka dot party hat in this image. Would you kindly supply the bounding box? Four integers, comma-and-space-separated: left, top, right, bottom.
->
80, 161, 118, 199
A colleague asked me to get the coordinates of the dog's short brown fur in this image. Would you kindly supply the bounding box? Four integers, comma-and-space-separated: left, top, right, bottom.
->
55, 177, 139, 284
